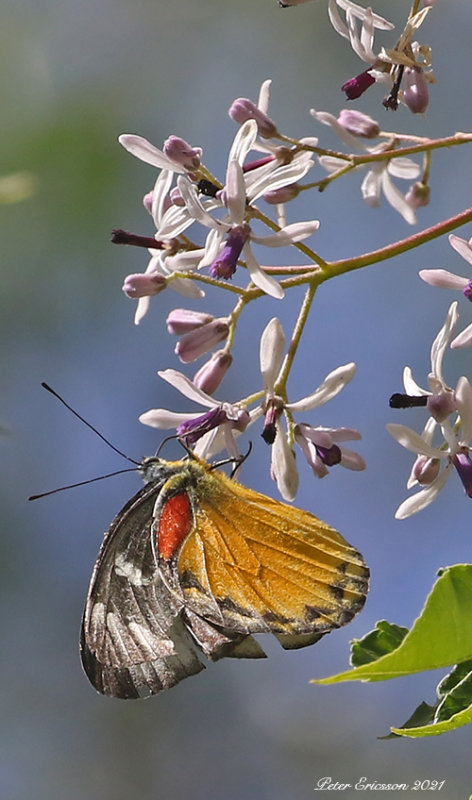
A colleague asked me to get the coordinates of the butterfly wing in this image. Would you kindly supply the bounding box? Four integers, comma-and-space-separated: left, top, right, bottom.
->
174, 470, 369, 648
80, 481, 206, 699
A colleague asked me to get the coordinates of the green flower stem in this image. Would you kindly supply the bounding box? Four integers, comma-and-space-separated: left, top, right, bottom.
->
320, 206, 472, 281
274, 282, 317, 397
304, 133, 472, 193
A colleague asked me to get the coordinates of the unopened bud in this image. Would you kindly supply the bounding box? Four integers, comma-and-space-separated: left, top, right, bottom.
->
337, 109, 380, 138
122, 272, 166, 298
402, 67, 429, 114
405, 181, 430, 209
175, 319, 229, 363
166, 308, 214, 335
169, 186, 185, 206
163, 136, 202, 171
263, 184, 300, 204
228, 98, 278, 139
193, 351, 233, 394
413, 455, 440, 485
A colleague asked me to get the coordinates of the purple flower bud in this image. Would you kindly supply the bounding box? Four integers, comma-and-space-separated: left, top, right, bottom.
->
175, 319, 229, 363
453, 449, 472, 497
166, 308, 214, 335
193, 351, 233, 394
405, 181, 430, 209
341, 69, 376, 101
163, 136, 202, 171
263, 184, 300, 204
122, 272, 166, 298
337, 109, 380, 138
209, 225, 250, 280
412, 455, 440, 485
402, 67, 429, 114
228, 98, 278, 139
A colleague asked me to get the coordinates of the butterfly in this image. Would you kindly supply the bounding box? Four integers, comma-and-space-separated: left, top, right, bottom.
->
80, 453, 369, 699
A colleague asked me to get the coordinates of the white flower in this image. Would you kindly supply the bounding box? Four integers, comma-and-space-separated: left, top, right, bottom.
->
259, 317, 361, 500
139, 369, 251, 461
178, 120, 319, 299
311, 109, 420, 223
387, 303, 472, 518
419, 233, 472, 348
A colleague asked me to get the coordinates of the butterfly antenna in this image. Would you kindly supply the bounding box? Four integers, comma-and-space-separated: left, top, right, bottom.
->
41, 382, 139, 466
28, 467, 138, 501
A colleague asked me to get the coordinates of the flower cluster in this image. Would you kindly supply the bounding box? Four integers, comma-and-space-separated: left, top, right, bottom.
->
139, 316, 364, 501
311, 108, 422, 223
388, 303, 472, 518
117, 104, 319, 324
113, 56, 472, 520
419, 233, 472, 348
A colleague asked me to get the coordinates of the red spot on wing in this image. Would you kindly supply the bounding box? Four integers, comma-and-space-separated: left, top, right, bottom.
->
158, 492, 193, 560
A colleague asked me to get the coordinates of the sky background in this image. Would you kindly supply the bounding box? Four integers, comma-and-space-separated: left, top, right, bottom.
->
2, 1, 472, 798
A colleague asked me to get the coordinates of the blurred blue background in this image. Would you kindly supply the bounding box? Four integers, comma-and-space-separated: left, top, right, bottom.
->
2, 1, 472, 798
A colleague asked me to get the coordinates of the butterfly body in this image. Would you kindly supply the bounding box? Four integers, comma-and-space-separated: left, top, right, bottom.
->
80, 455, 369, 699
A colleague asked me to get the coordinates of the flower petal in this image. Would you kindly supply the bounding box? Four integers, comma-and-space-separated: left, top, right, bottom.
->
394, 464, 452, 519
139, 409, 202, 429
244, 244, 284, 299
228, 119, 258, 167
157, 368, 218, 407
449, 234, 472, 267
260, 317, 286, 391
251, 220, 320, 247
386, 422, 445, 458
419, 269, 469, 291
288, 363, 356, 412
430, 302, 459, 382
451, 320, 472, 350
271, 421, 299, 501
118, 134, 182, 172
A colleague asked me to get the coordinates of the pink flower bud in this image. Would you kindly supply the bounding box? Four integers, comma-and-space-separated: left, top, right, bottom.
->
263, 184, 300, 204
122, 272, 166, 298
402, 67, 429, 114
228, 98, 278, 139
193, 351, 233, 394
337, 109, 380, 139
405, 181, 430, 209
142, 191, 154, 214
163, 136, 202, 171
175, 319, 229, 363
169, 186, 185, 206
166, 308, 214, 335
413, 455, 440, 485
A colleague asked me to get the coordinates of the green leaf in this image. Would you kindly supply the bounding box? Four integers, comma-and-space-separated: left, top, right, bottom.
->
435, 666, 472, 723
379, 701, 437, 740
351, 620, 408, 667
312, 564, 472, 685
391, 693, 472, 738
